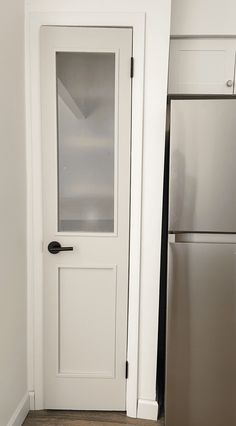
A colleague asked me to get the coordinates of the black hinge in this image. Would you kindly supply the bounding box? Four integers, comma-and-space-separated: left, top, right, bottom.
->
125, 361, 129, 379
130, 57, 134, 78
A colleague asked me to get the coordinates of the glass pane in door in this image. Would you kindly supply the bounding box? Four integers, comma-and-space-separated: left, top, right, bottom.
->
56, 52, 115, 232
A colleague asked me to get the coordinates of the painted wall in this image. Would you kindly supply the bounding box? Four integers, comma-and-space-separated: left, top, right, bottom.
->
171, 0, 236, 36
0, 0, 27, 424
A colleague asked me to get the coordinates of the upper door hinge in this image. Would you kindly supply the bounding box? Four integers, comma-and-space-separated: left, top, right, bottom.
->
130, 57, 134, 79
125, 360, 129, 379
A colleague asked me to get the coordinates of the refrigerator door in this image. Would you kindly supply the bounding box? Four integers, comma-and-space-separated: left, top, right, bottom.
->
166, 241, 236, 426
169, 99, 236, 233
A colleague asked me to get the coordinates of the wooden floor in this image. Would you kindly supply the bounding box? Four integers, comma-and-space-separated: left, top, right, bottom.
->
23, 411, 164, 426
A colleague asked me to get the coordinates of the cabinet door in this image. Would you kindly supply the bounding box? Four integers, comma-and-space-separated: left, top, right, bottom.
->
168, 39, 236, 94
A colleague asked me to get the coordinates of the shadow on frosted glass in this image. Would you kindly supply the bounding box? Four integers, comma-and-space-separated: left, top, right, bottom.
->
56, 52, 115, 232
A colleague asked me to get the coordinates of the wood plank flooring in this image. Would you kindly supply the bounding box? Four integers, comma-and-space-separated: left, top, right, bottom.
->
23, 411, 164, 426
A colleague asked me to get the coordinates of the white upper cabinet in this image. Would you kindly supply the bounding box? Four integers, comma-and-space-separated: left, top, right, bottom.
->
168, 39, 236, 94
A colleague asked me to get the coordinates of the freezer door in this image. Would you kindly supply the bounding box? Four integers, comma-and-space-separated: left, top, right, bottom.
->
166, 242, 236, 426
169, 99, 236, 232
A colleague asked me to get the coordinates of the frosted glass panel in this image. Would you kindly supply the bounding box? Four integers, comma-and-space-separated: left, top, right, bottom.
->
56, 52, 115, 232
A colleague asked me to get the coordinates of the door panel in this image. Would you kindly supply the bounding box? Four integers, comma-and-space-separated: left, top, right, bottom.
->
40, 26, 132, 409
168, 39, 236, 94
58, 266, 116, 377
169, 99, 236, 233
166, 242, 236, 426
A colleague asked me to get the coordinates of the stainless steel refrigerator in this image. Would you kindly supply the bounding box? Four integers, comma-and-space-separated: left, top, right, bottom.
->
165, 98, 236, 426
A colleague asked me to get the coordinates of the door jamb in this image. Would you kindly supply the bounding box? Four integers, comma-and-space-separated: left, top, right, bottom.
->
26, 10, 145, 418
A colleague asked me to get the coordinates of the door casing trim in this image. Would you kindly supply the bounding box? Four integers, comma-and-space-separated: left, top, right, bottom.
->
25, 9, 145, 417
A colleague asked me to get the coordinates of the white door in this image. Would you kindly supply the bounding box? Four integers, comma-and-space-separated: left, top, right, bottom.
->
168, 39, 236, 94
40, 26, 132, 410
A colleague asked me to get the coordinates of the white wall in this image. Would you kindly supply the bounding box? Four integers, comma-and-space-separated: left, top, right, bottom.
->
171, 0, 236, 36
0, 0, 28, 425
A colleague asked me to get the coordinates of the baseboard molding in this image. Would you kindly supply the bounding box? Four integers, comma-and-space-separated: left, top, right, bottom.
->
29, 391, 35, 410
137, 399, 159, 420
7, 393, 30, 426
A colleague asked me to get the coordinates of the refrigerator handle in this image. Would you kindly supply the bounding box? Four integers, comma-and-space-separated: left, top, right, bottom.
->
168, 233, 236, 244
169, 234, 176, 244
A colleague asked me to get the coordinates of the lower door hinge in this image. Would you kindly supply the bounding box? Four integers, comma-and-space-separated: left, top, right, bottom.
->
125, 361, 129, 379
130, 57, 134, 78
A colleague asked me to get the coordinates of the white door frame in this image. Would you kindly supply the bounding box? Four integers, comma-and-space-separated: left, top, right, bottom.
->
25, 10, 145, 417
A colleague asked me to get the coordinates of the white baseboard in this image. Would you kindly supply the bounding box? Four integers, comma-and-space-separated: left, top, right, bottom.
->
29, 391, 35, 410
7, 393, 30, 426
137, 399, 159, 420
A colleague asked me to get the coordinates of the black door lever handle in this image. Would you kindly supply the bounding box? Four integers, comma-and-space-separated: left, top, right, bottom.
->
48, 241, 73, 254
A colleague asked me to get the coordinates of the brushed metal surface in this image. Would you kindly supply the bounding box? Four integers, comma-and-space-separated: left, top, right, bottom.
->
166, 242, 236, 426
169, 99, 236, 233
